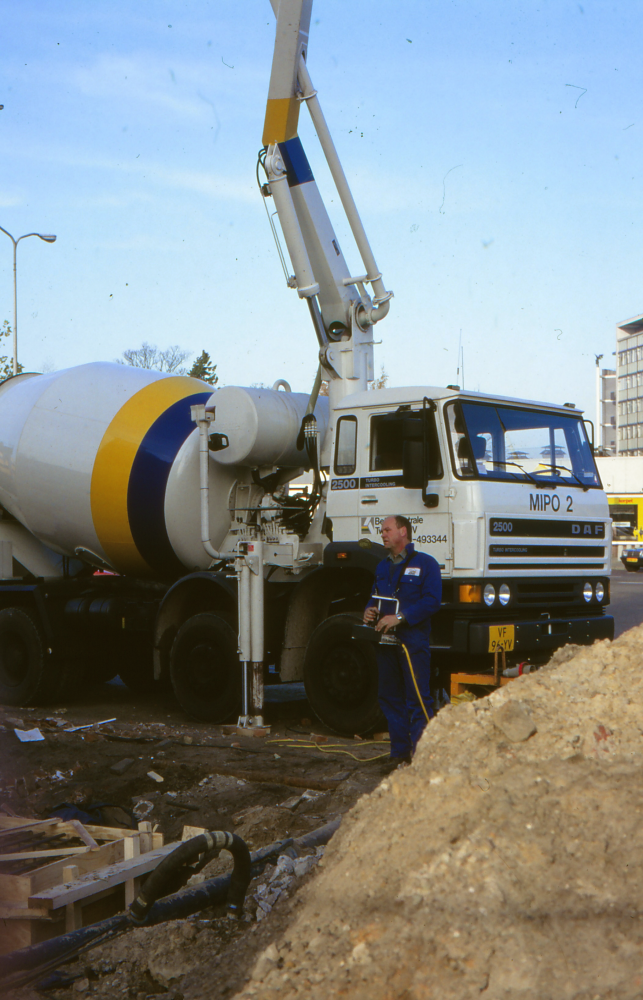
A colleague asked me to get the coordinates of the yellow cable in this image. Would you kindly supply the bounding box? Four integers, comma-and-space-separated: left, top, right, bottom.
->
400, 642, 432, 724
266, 737, 390, 762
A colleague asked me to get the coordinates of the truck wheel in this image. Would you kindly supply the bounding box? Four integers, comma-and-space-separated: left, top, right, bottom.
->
0, 608, 53, 705
170, 613, 240, 722
304, 613, 384, 737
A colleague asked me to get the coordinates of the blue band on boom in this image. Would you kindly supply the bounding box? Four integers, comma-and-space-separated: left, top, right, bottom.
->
278, 137, 315, 187
127, 392, 211, 578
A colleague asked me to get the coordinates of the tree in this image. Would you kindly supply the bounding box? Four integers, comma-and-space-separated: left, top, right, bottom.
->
0, 321, 23, 380
189, 350, 218, 386
118, 342, 190, 374
369, 365, 388, 390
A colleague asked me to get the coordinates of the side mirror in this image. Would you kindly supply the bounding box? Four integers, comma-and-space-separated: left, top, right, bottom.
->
402, 439, 424, 489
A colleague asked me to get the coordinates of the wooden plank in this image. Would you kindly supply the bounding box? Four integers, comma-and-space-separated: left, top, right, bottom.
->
0, 847, 90, 862
0, 904, 51, 920
182, 826, 208, 841
68, 821, 98, 849
29, 842, 180, 911
0, 817, 162, 850
123, 833, 140, 907
82, 824, 139, 841
450, 673, 511, 696
0, 873, 32, 903
0, 817, 37, 830
0, 819, 66, 840
63, 868, 82, 932
137, 822, 153, 854
28, 839, 126, 894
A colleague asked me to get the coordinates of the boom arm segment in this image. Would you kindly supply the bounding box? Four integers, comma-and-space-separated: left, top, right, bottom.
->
262, 0, 392, 403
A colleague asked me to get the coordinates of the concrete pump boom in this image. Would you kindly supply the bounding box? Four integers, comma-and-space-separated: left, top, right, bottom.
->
262, 0, 392, 418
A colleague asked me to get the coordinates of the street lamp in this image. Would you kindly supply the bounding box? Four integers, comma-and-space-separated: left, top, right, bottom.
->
0, 226, 57, 376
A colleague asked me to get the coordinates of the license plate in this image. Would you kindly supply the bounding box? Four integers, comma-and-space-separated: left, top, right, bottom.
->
488, 624, 515, 652
626, 557, 638, 562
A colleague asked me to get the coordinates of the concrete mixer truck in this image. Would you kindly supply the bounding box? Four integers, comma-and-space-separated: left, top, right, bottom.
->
0, 0, 613, 734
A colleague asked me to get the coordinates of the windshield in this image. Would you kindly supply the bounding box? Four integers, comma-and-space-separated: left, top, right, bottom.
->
446, 401, 601, 488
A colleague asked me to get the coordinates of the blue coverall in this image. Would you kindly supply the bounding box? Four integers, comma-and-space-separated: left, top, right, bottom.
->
366, 543, 442, 760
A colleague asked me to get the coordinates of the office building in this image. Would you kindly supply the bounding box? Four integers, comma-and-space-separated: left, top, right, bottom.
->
616, 314, 643, 455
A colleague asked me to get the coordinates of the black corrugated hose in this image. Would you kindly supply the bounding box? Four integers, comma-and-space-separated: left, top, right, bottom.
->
129, 830, 250, 924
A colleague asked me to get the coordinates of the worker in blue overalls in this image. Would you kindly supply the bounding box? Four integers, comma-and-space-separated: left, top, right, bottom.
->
364, 515, 442, 770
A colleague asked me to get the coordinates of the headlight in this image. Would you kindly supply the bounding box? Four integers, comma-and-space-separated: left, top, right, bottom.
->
582, 582, 593, 603
484, 584, 496, 607
498, 583, 511, 606
595, 581, 605, 602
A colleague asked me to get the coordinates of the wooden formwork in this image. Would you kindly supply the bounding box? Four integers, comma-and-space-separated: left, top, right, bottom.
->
0, 815, 178, 955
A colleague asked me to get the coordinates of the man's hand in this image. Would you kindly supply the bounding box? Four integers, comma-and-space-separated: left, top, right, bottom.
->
363, 606, 378, 624
375, 614, 399, 634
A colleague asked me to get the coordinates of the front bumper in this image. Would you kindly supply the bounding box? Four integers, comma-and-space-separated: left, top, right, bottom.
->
455, 614, 614, 655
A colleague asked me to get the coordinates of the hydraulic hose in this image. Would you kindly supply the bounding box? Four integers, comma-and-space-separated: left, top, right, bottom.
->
129, 830, 251, 924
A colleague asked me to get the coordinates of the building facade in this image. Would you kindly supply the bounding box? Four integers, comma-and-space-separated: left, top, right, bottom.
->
616, 314, 643, 455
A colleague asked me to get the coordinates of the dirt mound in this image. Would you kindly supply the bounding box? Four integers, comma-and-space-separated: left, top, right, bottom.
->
235, 628, 643, 1000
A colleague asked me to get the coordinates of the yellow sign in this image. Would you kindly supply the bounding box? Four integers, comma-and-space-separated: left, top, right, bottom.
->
488, 624, 515, 653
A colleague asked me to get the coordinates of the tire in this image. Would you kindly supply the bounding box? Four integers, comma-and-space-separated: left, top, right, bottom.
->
169, 613, 241, 722
0, 607, 55, 706
304, 613, 385, 737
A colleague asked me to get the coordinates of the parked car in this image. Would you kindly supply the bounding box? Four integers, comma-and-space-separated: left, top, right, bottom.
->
621, 548, 643, 572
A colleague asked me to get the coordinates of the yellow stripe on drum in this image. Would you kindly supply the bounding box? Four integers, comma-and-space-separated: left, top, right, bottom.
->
262, 97, 301, 145
91, 377, 206, 576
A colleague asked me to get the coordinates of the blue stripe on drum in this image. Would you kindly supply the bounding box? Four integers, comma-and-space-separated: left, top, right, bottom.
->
127, 392, 211, 578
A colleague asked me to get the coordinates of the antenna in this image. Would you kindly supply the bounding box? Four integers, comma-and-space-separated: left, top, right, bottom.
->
456, 330, 464, 389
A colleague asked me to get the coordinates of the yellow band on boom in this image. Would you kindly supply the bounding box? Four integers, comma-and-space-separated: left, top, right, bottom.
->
262, 97, 301, 145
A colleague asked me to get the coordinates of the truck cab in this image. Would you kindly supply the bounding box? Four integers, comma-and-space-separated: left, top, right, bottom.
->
325, 385, 613, 670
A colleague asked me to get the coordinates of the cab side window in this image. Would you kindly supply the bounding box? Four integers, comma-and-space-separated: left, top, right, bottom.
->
370, 409, 443, 479
370, 414, 404, 470
334, 416, 358, 475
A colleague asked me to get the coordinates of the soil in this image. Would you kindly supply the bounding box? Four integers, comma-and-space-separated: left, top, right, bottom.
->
5, 626, 643, 999
0, 678, 390, 999
0, 681, 388, 848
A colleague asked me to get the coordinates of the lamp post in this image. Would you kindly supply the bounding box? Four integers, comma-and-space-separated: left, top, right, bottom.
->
0, 227, 57, 376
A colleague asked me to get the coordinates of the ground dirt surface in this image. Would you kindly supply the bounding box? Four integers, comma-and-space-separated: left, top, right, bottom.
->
4, 626, 643, 998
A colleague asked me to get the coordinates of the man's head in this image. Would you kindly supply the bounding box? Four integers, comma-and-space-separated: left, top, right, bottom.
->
381, 515, 413, 555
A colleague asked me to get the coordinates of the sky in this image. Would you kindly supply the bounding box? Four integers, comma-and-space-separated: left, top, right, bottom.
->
1, 0, 642, 421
